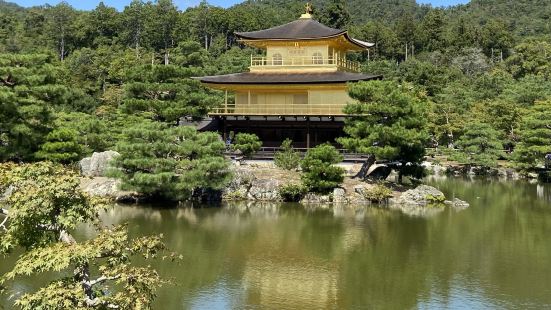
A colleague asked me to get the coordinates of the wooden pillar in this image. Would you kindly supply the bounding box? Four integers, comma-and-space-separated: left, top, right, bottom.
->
306, 118, 311, 149
223, 118, 227, 142
224, 90, 228, 113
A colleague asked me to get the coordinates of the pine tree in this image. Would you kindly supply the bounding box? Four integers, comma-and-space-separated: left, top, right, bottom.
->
0, 53, 67, 161
319, 0, 350, 30
274, 139, 301, 170
301, 144, 344, 193
111, 121, 231, 201
232, 133, 262, 158
120, 64, 220, 123
338, 80, 429, 182
35, 128, 83, 163
513, 100, 551, 170
455, 122, 504, 168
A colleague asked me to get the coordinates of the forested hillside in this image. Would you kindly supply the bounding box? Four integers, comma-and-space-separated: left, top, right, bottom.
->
1, 0, 551, 171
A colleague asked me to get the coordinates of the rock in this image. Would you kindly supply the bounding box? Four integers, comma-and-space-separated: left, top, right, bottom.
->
450, 198, 470, 209
333, 188, 347, 203
393, 185, 446, 206
300, 192, 331, 204
247, 179, 281, 201
80, 177, 138, 202
527, 172, 539, 179
422, 161, 445, 175
79, 151, 120, 177
223, 166, 256, 200
354, 184, 367, 196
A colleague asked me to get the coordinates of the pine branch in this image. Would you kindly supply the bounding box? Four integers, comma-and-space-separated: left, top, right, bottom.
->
0, 74, 15, 88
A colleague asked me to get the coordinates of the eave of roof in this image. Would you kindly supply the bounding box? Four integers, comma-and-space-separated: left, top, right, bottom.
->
195, 72, 383, 85
235, 18, 373, 50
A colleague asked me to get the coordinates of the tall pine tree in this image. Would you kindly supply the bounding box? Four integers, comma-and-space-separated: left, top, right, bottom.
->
0, 53, 67, 161
513, 100, 551, 170
338, 80, 429, 182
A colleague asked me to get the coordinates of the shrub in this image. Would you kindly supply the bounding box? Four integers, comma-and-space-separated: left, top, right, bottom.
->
362, 184, 393, 203
301, 144, 345, 193
425, 194, 446, 203
232, 133, 262, 158
274, 139, 301, 170
279, 184, 308, 202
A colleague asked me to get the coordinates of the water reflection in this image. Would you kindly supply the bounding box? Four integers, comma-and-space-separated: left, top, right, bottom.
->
2, 179, 551, 309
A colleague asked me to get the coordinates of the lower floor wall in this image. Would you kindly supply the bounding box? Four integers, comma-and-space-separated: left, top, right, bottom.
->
219, 119, 345, 148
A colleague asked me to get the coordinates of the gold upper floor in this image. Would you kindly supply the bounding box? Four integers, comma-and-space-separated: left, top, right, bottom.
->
249, 43, 361, 73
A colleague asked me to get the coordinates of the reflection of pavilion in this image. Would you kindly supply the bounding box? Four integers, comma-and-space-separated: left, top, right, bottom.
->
243, 259, 338, 308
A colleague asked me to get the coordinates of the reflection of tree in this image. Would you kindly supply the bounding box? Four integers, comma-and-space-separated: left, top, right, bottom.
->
424, 179, 551, 307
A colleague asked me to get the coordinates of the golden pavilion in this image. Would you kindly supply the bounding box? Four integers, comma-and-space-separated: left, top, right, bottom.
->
197, 5, 381, 148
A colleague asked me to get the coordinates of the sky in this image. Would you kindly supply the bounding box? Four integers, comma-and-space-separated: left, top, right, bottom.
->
10, 0, 470, 11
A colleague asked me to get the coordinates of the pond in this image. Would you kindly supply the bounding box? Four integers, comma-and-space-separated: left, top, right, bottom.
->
2, 177, 551, 309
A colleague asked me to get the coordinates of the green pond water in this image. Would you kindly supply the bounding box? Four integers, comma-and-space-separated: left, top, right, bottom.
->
2, 177, 551, 309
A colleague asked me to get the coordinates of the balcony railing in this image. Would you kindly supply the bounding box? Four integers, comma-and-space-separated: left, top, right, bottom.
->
250, 56, 361, 72
210, 103, 347, 116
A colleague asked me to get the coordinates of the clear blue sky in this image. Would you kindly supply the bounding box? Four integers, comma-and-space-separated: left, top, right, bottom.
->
10, 0, 470, 11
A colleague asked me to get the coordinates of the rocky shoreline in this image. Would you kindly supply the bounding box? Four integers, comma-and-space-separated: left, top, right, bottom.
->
78, 152, 471, 217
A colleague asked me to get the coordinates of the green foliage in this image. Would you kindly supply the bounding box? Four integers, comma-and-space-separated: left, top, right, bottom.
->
232, 133, 262, 158
0, 162, 172, 309
120, 64, 220, 122
53, 112, 112, 154
506, 40, 551, 79
300, 144, 345, 193
111, 121, 231, 201
0, 162, 97, 252
454, 122, 505, 168
338, 80, 429, 180
425, 193, 446, 204
274, 139, 301, 170
35, 128, 83, 163
361, 184, 393, 203
318, 0, 350, 30
513, 100, 551, 170
0, 53, 64, 161
278, 183, 308, 202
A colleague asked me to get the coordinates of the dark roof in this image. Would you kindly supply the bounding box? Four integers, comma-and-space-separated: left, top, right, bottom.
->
235, 18, 374, 49
236, 18, 344, 40
196, 72, 382, 85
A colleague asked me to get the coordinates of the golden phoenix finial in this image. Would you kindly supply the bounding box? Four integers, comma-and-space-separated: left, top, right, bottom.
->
305, 2, 313, 14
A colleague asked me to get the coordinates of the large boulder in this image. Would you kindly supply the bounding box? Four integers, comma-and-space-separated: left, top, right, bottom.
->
80, 151, 120, 177
392, 185, 446, 206
247, 179, 281, 201
80, 177, 138, 203
333, 187, 347, 203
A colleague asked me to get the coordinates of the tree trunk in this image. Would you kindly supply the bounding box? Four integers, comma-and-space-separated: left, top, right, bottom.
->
398, 168, 403, 184
60, 35, 65, 61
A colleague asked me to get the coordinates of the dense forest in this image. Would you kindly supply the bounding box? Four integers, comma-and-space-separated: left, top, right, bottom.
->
1, 0, 551, 170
